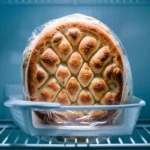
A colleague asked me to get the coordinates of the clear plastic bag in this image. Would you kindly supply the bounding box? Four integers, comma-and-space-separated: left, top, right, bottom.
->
22, 14, 133, 128
34, 109, 118, 126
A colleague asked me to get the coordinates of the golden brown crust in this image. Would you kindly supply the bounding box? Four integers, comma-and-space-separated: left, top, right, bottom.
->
56, 65, 71, 87
27, 49, 39, 100
38, 88, 54, 102
68, 28, 81, 40
36, 65, 48, 88
24, 16, 125, 123
78, 90, 94, 105
38, 78, 61, 102
89, 78, 109, 102
66, 77, 81, 102
57, 41, 71, 57
78, 36, 98, 61
51, 33, 73, 61
68, 52, 83, 75
78, 63, 94, 87
40, 48, 60, 74
27, 21, 123, 97
55, 89, 71, 105
90, 47, 112, 74
101, 92, 116, 105
52, 33, 63, 44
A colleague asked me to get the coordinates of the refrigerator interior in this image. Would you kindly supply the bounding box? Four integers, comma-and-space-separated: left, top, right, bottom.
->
0, 0, 150, 149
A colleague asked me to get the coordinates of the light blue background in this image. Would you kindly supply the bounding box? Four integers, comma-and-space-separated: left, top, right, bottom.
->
0, 2, 150, 120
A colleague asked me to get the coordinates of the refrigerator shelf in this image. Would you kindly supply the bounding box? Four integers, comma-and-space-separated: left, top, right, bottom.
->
0, 120, 150, 149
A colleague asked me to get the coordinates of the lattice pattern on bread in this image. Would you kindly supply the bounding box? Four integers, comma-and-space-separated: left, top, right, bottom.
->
23, 15, 125, 123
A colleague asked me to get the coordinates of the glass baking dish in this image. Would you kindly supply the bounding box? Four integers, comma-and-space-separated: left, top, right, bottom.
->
4, 96, 145, 137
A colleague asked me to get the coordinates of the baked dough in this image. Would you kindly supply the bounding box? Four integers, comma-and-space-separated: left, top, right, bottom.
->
22, 14, 131, 124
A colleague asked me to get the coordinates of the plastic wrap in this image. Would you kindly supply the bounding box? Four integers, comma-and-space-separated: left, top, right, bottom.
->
22, 14, 133, 128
